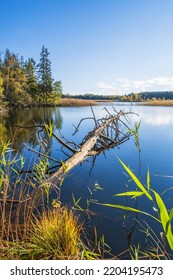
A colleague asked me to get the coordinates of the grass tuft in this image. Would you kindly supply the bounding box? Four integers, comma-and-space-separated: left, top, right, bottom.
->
27, 208, 83, 260
0, 207, 84, 260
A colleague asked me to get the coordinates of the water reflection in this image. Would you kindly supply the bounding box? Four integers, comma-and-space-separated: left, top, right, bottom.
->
0, 107, 63, 151
132, 106, 173, 126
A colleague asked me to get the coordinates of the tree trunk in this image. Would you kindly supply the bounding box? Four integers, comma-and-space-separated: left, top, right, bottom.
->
46, 111, 130, 186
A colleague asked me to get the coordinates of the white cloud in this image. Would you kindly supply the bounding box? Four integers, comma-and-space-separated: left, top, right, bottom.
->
96, 75, 173, 95
96, 82, 116, 90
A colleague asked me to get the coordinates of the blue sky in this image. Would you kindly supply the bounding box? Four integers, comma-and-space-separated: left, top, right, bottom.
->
1, 0, 173, 95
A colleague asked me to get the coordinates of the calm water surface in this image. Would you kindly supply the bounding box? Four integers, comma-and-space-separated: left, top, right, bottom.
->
1, 103, 173, 257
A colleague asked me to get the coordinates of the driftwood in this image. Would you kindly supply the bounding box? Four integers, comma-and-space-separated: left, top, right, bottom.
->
46, 110, 131, 187
15, 108, 133, 189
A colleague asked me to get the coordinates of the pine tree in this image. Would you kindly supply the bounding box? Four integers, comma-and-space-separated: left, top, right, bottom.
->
24, 58, 38, 100
38, 46, 53, 101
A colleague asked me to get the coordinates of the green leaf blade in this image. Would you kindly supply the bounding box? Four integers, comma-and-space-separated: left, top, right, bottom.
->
147, 170, 150, 190
101, 203, 160, 223
115, 191, 144, 198
153, 190, 173, 250
118, 157, 152, 201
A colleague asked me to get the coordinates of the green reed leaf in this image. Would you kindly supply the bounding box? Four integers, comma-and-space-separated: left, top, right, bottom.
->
100, 203, 160, 223
118, 157, 153, 201
115, 191, 144, 198
169, 208, 173, 223
147, 170, 150, 190
153, 190, 173, 250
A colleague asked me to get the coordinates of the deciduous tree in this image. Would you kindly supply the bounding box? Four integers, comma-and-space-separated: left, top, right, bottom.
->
2, 49, 30, 105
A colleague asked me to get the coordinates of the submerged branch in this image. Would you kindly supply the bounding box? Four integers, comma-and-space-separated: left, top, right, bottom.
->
24, 144, 60, 163
51, 131, 80, 153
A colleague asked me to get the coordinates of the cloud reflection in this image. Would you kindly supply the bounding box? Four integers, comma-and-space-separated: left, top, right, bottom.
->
92, 105, 173, 127
133, 107, 173, 126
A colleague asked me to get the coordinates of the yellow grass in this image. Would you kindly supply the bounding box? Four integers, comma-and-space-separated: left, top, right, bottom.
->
56, 98, 98, 106
0, 207, 84, 260
142, 99, 173, 106
27, 208, 83, 260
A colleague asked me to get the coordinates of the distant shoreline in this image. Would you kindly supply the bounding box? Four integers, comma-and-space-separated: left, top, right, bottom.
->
2, 98, 173, 111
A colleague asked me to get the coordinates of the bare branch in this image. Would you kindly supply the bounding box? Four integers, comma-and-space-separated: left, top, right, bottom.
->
51, 131, 80, 153
58, 129, 81, 150
90, 105, 97, 128
14, 124, 43, 129
72, 117, 94, 135
24, 144, 60, 163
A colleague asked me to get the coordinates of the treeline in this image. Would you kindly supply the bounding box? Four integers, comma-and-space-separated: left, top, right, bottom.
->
63, 92, 173, 102
62, 93, 119, 100
0, 46, 62, 107
140, 91, 173, 100
119, 91, 173, 101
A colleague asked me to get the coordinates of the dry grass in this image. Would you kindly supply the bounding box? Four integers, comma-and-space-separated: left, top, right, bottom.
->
0, 143, 85, 260
56, 98, 98, 106
0, 143, 35, 243
26, 208, 83, 260
22, 98, 98, 108
0, 208, 84, 260
142, 99, 173, 106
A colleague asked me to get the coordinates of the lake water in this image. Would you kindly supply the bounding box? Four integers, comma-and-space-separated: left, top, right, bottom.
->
1, 103, 173, 258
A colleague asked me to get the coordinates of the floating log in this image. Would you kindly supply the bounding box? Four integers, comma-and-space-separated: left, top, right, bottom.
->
15, 108, 133, 198
45, 110, 132, 187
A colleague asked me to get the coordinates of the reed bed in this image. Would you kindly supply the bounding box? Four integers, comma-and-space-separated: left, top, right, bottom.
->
56, 98, 98, 106
12, 98, 98, 108
142, 99, 173, 106
0, 141, 100, 260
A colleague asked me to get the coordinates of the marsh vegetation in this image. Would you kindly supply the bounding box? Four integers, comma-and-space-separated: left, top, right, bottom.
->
0, 103, 173, 259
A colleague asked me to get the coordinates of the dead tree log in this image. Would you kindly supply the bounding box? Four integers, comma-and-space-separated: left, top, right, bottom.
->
15, 108, 133, 190
44, 109, 132, 187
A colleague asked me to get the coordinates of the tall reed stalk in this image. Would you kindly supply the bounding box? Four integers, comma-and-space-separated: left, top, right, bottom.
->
0, 141, 100, 260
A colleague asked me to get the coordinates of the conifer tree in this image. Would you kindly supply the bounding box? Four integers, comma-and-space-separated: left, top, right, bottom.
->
38, 46, 53, 101
25, 58, 38, 100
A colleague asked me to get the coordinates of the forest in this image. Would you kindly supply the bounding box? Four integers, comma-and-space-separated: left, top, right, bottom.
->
0, 46, 62, 108
62, 93, 119, 100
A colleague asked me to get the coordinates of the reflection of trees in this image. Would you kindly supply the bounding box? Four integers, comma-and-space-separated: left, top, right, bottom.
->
0, 107, 63, 151
0, 112, 9, 143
